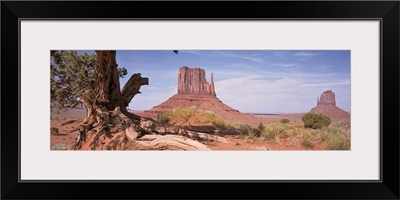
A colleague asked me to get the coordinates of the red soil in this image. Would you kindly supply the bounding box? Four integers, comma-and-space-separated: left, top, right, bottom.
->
50, 108, 348, 151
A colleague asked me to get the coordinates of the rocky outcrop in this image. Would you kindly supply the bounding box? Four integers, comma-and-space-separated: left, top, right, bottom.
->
317, 90, 336, 106
310, 90, 350, 119
145, 66, 254, 122
178, 66, 216, 96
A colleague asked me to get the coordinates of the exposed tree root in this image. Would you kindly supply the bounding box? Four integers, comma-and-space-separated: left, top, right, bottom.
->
133, 135, 211, 150
72, 110, 230, 150
64, 52, 225, 150
61, 119, 83, 126
137, 118, 231, 143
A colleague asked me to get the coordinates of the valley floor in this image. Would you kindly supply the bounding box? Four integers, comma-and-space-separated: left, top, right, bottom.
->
50, 108, 350, 151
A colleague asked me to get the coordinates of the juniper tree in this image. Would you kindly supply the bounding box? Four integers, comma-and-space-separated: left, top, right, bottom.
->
50, 50, 215, 150
51, 50, 148, 149
51, 51, 129, 108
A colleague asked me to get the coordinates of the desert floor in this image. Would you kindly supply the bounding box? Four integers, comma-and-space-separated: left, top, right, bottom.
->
50, 107, 349, 151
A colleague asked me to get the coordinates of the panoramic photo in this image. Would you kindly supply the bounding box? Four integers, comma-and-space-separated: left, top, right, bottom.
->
50, 50, 351, 150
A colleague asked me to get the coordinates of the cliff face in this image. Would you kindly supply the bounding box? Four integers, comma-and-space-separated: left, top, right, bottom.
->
146, 66, 253, 122
317, 90, 336, 106
311, 90, 350, 119
177, 66, 216, 96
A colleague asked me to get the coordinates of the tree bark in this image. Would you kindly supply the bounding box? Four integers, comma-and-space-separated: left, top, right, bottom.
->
94, 50, 121, 110
71, 50, 219, 150
121, 73, 149, 107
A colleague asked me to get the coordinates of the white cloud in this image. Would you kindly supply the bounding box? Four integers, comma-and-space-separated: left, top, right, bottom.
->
214, 73, 350, 113
294, 52, 319, 61
302, 80, 350, 88
294, 52, 318, 57
273, 63, 298, 68
186, 51, 266, 63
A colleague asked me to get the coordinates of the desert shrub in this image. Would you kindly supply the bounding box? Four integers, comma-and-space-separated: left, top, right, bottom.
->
261, 124, 290, 142
332, 120, 351, 130
239, 124, 251, 137
255, 122, 266, 137
249, 122, 266, 137
302, 113, 331, 129
171, 107, 192, 121
321, 127, 345, 135
198, 110, 215, 121
51, 127, 59, 135
309, 129, 321, 136
165, 107, 193, 124
211, 117, 231, 130
157, 113, 171, 124
258, 122, 266, 132
320, 131, 329, 142
319, 127, 346, 141
319, 127, 350, 150
301, 132, 314, 148
280, 118, 290, 124
195, 110, 231, 130
244, 128, 258, 141
239, 124, 251, 132
165, 108, 232, 129
325, 134, 350, 150
288, 127, 300, 136
237, 124, 257, 140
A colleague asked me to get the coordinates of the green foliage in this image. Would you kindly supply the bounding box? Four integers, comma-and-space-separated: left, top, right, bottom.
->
245, 128, 258, 140
239, 124, 251, 138
117, 67, 128, 78
239, 124, 251, 132
325, 134, 350, 150
50, 127, 59, 135
51, 51, 97, 107
197, 109, 231, 130
238, 123, 295, 142
287, 126, 300, 136
211, 117, 231, 130
257, 122, 266, 132
157, 113, 171, 124
302, 113, 331, 129
319, 127, 350, 150
170, 107, 192, 122
163, 107, 231, 130
280, 118, 290, 124
237, 124, 257, 140
261, 124, 290, 142
245, 122, 266, 138
301, 132, 314, 148
50, 50, 128, 109
321, 127, 345, 135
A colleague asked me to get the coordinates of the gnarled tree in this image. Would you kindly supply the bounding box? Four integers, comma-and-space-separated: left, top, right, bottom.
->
51, 50, 228, 150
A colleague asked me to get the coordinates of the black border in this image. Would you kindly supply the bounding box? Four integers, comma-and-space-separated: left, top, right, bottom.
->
2, 1, 399, 199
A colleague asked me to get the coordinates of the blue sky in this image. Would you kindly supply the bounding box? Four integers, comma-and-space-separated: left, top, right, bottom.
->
77, 50, 350, 113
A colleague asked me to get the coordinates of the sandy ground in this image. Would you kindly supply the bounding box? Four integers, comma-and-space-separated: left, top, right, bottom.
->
50, 108, 346, 150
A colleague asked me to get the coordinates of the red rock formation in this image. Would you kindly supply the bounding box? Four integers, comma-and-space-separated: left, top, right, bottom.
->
145, 66, 254, 122
177, 66, 216, 96
317, 90, 336, 106
310, 90, 350, 120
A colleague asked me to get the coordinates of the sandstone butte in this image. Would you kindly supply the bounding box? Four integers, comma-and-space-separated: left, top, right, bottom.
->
310, 90, 350, 119
145, 66, 255, 122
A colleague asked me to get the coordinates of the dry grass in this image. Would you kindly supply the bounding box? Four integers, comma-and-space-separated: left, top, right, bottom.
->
157, 107, 232, 130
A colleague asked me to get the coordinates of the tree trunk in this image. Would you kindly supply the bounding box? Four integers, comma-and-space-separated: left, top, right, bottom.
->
94, 50, 121, 110
71, 50, 220, 150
